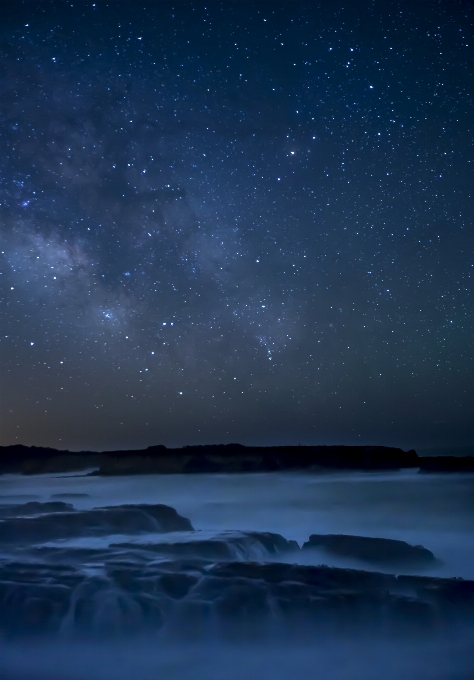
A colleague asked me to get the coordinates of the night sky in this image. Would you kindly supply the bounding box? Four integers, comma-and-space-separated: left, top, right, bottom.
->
1, 0, 473, 452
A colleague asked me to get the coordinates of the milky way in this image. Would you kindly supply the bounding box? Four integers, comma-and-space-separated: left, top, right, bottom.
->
1, 0, 473, 450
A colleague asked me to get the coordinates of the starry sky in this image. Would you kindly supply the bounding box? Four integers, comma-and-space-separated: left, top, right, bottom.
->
1, 0, 473, 452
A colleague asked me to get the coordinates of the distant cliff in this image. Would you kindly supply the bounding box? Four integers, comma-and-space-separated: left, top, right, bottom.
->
0, 445, 101, 474
418, 456, 474, 473
0, 443, 419, 475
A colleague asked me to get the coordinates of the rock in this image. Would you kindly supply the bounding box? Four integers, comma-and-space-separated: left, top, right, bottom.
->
397, 574, 474, 617
0, 562, 82, 636
64, 577, 145, 636
209, 561, 397, 592
1, 558, 473, 638
0, 585, 71, 635
96, 455, 188, 475
302, 534, 437, 568
111, 531, 298, 562
418, 456, 474, 473
0, 501, 74, 518
158, 573, 199, 599
1, 443, 420, 475
0, 503, 193, 545
22, 454, 100, 474
99, 504, 194, 532
94, 445, 419, 475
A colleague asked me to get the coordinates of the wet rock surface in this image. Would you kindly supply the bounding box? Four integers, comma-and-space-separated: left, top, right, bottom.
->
0, 501, 75, 518
0, 503, 193, 544
111, 530, 298, 562
1, 556, 473, 639
302, 534, 438, 568
418, 456, 474, 473
0, 500, 472, 640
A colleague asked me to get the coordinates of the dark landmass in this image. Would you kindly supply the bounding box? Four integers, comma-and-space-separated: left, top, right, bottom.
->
0, 445, 100, 474
418, 456, 474, 473
302, 534, 438, 569
94, 443, 420, 475
0, 443, 419, 475
1, 443, 472, 475
417, 445, 474, 458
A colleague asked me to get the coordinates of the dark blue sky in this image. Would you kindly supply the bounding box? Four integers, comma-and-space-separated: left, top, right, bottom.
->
1, 0, 473, 451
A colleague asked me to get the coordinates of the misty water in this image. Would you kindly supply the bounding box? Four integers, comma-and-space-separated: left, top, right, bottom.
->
1, 468, 474, 679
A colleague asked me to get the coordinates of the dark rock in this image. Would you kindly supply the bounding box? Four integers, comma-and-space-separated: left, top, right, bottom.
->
99, 504, 194, 532
1, 557, 474, 638
65, 577, 145, 636
111, 531, 298, 562
302, 534, 437, 568
215, 580, 270, 620
22, 454, 100, 474
0, 561, 85, 588
96, 454, 188, 475
244, 531, 299, 555
0, 501, 74, 518
0, 445, 80, 474
0, 503, 193, 545
0, 562, 82, 636
397, 574, 474, 618
418, 456, 474, 473
1, 443, 419, 475
134, 592, 164, 628
95, 444, 419, 475
186, 573, 273, 638
0, 584, 71, 635
209, 561, 397, 592
183, 455, 223, 473
158, 573, 199, 599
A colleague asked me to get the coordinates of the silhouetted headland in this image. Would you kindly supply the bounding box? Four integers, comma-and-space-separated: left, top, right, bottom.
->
418, 456, 474, 473
0, 443, 418, 475
1, 443, 471, 476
